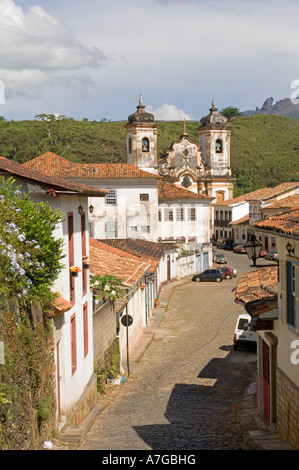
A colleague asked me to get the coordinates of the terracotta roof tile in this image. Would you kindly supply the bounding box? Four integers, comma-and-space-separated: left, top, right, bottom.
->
262, 194, 299, 210
98, 238, 166, 272
235, 266, 278, 316
229, 214, 249, 225
158, 180, 210, 201
254, 207, 299, 235
24, 152, 158, 179
89, 238, 150, 287
214, 183, 299, 206
0, 156, 107, 196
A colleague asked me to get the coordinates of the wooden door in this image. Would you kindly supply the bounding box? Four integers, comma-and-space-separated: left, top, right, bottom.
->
262, 340, 271, 424
56, 342, 61, 423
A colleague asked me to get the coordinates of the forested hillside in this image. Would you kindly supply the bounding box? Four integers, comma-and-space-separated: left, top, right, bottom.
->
0, 114, 298, 197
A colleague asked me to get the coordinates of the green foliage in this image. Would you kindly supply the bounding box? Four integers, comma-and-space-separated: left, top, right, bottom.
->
90, 274, 123, 301
0, 114, 299, 195
0, 308, 55, 449
220, 106, 241, 119
0, 177, 65, 308
94, 339, 120, 395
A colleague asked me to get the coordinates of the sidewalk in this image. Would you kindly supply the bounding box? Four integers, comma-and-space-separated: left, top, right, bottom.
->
57, 276, 296, 451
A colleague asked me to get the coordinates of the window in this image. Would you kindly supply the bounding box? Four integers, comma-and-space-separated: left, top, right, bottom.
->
141, 226, 150, 233
106, 222, 117, 238
140, 194, 149, 201
81, 213, 87, 295
70, 314, 77, 375
216, 192, 225, 203
188, 207, 196, 221
83, 303, 88, 358
287, 261, 296, 328
216, 139, 223, 153
142, 137, 149, 152
128, 137, 132, 154
176, 208, 184, 221
165, 209, 173, 221
105, 190, 116, 205
68, 213, 75, 303
182, 176, 192, 188
158, 209, 162, 222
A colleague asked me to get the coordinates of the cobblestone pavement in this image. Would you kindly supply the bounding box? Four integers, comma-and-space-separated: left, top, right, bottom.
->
77, 257, 258, 451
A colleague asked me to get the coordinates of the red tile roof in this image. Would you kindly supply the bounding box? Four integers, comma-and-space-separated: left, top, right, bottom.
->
235, 266, 278, 316
254, 207, 299, 236
262, 194, 299, 210
214, 183, 299, 206
24, 152, 158, 179
99, 238, 166, 272
89, 238, 150, 287
158, 180, 210, 201
229, 214, 249, 225
0, 156, 107, 196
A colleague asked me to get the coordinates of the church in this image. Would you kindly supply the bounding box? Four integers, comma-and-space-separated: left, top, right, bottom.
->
125, 95, 234, 203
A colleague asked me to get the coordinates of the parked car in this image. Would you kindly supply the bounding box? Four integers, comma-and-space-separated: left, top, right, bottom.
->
226, 266, 238, 277
213, 252, 227, 264
264, 251, 278, 261
259, 249, 268, 257
233, 314, 257, 350
192, 269, 224, 282
233, 244, 246, 254
220, 266, 234, 279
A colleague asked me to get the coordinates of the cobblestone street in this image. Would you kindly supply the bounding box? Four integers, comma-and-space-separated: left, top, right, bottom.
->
77, 252, 259, 451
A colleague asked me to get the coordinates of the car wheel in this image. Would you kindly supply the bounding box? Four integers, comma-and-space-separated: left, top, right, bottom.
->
195, 277, 200, 282
233, 343, 239, 351
216, 277, 222, 282
225, 274, 231, 280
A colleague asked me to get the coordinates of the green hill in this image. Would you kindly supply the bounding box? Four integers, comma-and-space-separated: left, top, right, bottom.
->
0, 114, 298, 197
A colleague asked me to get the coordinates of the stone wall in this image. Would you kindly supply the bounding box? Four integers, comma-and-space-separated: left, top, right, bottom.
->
277, 367, 299, 449
93, 300, 117, 363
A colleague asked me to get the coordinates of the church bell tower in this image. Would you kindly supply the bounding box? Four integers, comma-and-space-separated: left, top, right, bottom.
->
198, 99, 234, 202
126, 95, 158, 174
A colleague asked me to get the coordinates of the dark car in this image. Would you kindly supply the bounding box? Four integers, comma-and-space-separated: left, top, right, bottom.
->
192, 269, 224, 282
233, 244, 246, 254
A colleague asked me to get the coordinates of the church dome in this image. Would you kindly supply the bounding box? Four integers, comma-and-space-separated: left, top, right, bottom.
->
128, 95, 155, 124
200, 99, 227, 126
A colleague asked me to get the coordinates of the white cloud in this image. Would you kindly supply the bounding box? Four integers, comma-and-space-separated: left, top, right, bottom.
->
147, 104, 193, 121
0, 0, 107, 99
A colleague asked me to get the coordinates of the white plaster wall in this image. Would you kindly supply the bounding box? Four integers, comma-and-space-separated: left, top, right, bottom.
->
88, 182, 158, 241
158, 201, 210, 244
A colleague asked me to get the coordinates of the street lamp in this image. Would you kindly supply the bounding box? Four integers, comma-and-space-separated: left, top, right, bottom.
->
244, 233, 262, 267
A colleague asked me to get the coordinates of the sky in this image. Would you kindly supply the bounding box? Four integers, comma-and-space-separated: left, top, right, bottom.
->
0, 0, 299, 121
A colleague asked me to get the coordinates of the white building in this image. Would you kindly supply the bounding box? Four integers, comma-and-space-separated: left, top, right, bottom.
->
0, 157, 107, 431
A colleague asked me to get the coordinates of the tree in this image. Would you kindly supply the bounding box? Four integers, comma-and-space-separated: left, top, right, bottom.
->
220, 106, 241, 119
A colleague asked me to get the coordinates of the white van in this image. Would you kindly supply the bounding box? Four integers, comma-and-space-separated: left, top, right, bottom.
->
233, 313, 257, 350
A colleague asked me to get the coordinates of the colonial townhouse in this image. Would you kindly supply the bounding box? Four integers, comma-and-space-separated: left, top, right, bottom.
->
235, 205, 299, 449
157, 180, 213, 276
0, 157, 107, 432
214, 182, 299, 248
23, 152, 159, 242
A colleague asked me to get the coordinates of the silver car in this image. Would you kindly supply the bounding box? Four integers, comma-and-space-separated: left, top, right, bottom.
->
264, 251, 278, 261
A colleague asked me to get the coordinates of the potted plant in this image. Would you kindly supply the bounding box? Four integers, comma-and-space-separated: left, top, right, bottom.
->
70, 265, 81, 277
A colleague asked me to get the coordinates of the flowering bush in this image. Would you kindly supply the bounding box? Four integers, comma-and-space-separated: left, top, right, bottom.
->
0, 177, 64, 308
90, 274, 123, 301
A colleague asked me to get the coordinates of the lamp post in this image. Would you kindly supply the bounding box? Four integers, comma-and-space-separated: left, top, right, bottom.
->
244, 233, 262, 267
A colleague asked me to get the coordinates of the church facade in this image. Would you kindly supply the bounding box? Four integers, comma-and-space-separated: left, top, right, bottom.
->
126, 96, 234, 203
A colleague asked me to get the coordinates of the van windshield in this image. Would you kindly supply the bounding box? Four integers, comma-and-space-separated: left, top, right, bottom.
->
238, 318, 249, 330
